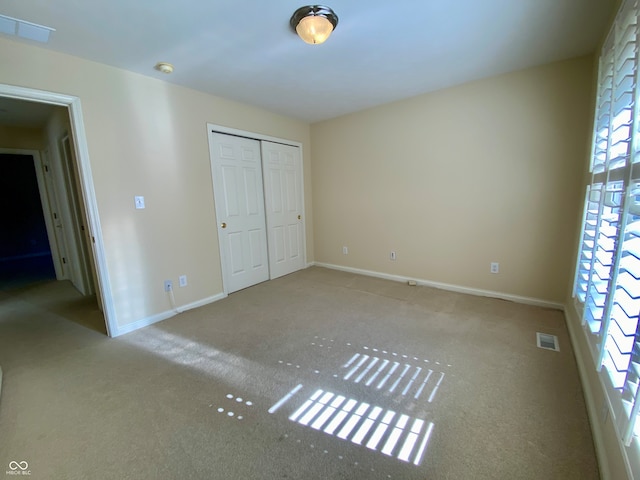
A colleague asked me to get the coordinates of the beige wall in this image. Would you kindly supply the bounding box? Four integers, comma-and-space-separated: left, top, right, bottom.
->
0, 37, 312, 331
0, 125, 44, 150
311, 55, 594, 303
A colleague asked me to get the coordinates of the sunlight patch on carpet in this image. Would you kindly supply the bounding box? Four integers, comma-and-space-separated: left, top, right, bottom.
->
209, 392, 254, 421
341, 351, 447, 402
284, 387, 434, 466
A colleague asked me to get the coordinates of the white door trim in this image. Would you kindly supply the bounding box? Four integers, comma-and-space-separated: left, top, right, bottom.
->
206, 123, 308, 288
0, 84, 116, 337
36, 148, 66, 279
57, 132, 94, 295
207, 124, 304, 152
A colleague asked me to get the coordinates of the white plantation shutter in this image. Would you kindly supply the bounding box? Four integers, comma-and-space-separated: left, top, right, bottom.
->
617, 186, 640, 444
577, 184, 623, 334
573, 0, 640, 455
574, 30, 617, 317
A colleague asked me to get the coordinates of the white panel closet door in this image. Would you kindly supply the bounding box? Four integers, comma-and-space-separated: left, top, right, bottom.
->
261, 141, 305, 279
210, 132, 269, 293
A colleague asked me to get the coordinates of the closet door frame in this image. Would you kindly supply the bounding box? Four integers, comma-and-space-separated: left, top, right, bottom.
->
207, 123, 307, 293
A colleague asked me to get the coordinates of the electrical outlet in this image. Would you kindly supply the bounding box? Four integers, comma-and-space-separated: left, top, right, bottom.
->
179, 275, 187, 287
390, 251, 397, 261
490, 262, 499, 274
164, 280, 173, 292
343, 246, 348, 255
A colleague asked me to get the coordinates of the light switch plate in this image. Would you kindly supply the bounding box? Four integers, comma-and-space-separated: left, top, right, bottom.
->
135, 196, 145, 209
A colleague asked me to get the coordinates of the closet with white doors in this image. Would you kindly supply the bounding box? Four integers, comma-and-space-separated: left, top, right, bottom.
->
208, 128, 305, 293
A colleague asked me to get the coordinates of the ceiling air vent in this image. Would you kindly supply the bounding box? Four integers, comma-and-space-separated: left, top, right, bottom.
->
0, 14, 55, 43
536, 332, 559, 352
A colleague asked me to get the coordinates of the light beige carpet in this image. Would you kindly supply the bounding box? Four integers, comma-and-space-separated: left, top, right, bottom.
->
0, 267, 599, 479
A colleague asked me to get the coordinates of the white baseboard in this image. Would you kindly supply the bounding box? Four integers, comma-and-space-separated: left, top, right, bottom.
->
312, 262, 564, 310
111, 292, 227, 337
179, 292, 228, 313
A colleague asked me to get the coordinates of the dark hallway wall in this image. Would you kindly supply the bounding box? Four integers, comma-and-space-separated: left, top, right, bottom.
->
0, 153, 55, 288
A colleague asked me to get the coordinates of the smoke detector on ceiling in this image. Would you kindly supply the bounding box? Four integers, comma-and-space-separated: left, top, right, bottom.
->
154, 62, 174, 74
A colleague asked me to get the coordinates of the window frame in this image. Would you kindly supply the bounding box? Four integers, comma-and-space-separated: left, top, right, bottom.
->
573, 1, 640, 477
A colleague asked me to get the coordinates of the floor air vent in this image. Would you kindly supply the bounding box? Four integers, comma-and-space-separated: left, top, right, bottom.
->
536, 332, 559, 352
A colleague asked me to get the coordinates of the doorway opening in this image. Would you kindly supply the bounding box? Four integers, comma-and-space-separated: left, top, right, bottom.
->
0, 153, 56, 290
0, 84, 115, 336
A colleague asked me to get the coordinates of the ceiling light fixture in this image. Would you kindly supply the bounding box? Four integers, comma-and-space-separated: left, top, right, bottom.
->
154, 62, 174, 74
290, 5, 338, 45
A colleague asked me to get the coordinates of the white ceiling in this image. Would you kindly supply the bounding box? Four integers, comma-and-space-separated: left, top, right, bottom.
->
0, 0, 616, 123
